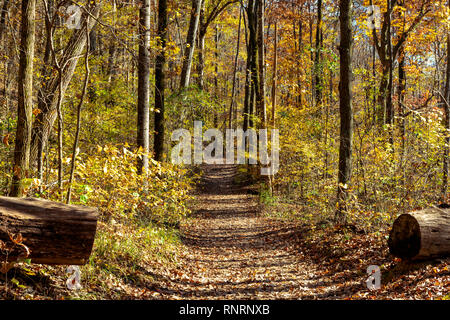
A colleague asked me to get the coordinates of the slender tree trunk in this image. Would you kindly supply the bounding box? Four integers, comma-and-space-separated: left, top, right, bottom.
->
137, 0, 151, 174
372, 27, 376, 126
214, 24, 219, 127
37, 0, 53, 193
0, 0, 9, 41
397, 0, 407, 203
196, 2, 205, 90
56, 68, 63, 194
107, 0, 117, 83
180, 0, 202, 89
442, 0, 450, 201
154, 0, 167, 162
249, 80, 255, 128
10, 0, 35, 197
271, 20, 277, 128
248, 0, 258, 128
197, 30, 206, 90
335, 0, 353, 225
256, 0, 266, 127
386, 0, 394, 134
314, 0, 323, 106
297, 17, 303, 107
229, 8, 242, 129
67, 23, 91, 204
243, 3, 251, 132
30, 5, 100, 165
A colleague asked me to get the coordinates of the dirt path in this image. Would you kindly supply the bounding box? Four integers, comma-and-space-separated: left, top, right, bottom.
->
151, 164, 330, 299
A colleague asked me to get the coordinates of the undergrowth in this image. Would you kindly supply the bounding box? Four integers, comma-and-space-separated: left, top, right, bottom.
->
0, 144, 197, 299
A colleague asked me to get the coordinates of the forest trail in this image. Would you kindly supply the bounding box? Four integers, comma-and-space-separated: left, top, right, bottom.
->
149, 164, 331, 299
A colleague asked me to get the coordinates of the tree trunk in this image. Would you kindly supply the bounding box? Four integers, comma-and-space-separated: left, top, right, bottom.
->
214, 24, 219, 127
297, 17, 303, 108
30, 5, 100, 166
256, 0, 266, 127
137, 0, 151, 174
335, 0, 353, 225
180, 0, 202, 89
0, 196, 97, 265
314, 0, 323, 106
10, 0, 35, 197
0, 0, 9, 41
67, 21, 91, 204
229, 8, 242, 129
442, 0, 450, 201
271, 20, 277, 128
398, 0, 407, 199
388, 206, 450, 260
385, 0, 394, 129
154, 0, 167, 162
196, 29, 206, 90
196, 3, 206, 90
37, 0, 53, 192
243, 2, 251, 132
107, 0, 117, 83
398, 49, 407, 195
248, 0, 258, 128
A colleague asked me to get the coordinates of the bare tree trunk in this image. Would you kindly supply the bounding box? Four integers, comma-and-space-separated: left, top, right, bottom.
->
197, 30, 206, 90
196, 2, 205, 90
256, 0, 266, 127
180, 0, 202, 89
30, 4, 100, 165
10, 0, 35, 197
297, 16, 303, 108
248, 0, 258, 129
154, 0, 167, 162
442, 0, 450, 201
0, 0, 9, 41
37, 0, 53, 193
398, 0, 407, 202
314, 0, 323, 106
214, 24, 219, 127
386, 0, 394, 138
271, 20, 277, 128
67, 22, 91, 204
107, 0, 118, 83
137, 0, 151, 174
229, 8, 242, 129
335, 0, 353, 225
243, 2, 251, 132
269, 19, 278, 195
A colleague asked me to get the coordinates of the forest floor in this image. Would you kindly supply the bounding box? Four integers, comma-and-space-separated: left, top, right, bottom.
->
143, 163, 450, 300
0, 163, 449, 299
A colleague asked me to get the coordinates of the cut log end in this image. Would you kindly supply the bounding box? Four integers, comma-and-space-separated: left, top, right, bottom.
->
388, 214, 421, 259
388, 207, 450, 260
0, 196, 98, 265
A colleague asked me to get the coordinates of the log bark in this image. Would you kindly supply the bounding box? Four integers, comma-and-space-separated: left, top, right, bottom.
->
388, 207, 450, 260
0, 196, 98, 265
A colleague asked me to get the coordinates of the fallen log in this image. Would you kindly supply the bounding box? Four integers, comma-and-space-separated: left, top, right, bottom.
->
388, 206, 450, 260
0, 196, 98, 265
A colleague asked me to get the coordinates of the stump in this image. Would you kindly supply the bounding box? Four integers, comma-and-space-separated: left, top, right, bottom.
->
0, 196, 98, 265
388, 206, 450, 260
